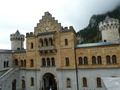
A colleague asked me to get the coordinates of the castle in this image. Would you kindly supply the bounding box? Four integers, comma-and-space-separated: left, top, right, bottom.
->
0, 12, 120, 90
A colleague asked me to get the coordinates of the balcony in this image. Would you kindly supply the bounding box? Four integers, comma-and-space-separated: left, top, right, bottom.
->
38, 46, 57, 54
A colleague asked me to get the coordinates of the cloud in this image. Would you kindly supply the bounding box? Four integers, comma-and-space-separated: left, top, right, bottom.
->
0, 0, 120, 49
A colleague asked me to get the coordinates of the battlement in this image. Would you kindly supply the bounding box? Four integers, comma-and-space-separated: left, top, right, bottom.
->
60, 26, 75, 33
99, 16, 119, 31
26, 32, 35, 37
99, 16, 120, 43
10, 30, 25, 41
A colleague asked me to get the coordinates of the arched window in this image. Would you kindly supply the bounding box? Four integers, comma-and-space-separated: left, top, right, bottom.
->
65, 39, 68, 46
47, 58, 50, 66
39, 39, 43, 47
66, 78, 71, 88
84, 57, 88, 65
83, 77, 87, 87
49, 38, 53, 46
31, 77, 34, 86
112, 55, 117, 64
4, 61, 6, 68
22, 80, 25, 89
30, 59, 34, 67
7, 61, 9, 67
21, 60, 23, 67
106, 55, 111, 64
97, 78, 102, 87
97, 56, 102, 64
31, 42, 33, 49
65, 58, 70, 66
51, 58, 55, 66
78, 57, 83, 65
92, 56, 96, 64
24, 60, 26, 67
44, 38, 48, 46
14, 59, 18, 66
42, 58, 46, 66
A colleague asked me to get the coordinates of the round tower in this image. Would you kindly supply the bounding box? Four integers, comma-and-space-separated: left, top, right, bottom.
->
10, 30, 25, 50
99, 15, 120, 43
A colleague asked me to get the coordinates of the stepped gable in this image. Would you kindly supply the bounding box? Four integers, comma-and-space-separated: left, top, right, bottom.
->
34, 12, 61, 35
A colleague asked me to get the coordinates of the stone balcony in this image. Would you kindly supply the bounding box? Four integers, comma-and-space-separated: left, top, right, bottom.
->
38, 46, 57, 54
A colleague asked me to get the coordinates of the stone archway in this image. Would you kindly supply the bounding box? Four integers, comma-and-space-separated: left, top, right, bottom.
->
42, 73, 57, 90
12, 79, 16, 90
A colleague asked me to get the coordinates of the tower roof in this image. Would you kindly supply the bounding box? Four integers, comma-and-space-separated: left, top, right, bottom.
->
15, 30, 20, 35
105, 15, 110, 21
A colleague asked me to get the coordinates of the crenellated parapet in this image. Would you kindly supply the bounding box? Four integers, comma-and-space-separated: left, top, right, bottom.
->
10, 30, 25, 50
10, 30, 24, 41
60, 26, 76, 33
99, 16, 119, 31
34, 12, 61, 34
99, 16, 120, 43
26, 32, 35, 38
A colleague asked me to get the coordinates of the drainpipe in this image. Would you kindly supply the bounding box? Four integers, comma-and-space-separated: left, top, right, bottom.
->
74, 47, 79, 90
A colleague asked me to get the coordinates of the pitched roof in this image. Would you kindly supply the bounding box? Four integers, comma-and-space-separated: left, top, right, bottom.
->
15, 30, 20, 35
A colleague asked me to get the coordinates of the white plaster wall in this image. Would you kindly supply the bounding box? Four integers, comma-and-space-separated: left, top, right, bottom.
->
11, 41, 23, 50
0, 53, 12, 71
102, 28, 119, 43
78, 68, 120, 90
18, 70, 40, 90
57, 70, 77, 90
1, 69, 19, 90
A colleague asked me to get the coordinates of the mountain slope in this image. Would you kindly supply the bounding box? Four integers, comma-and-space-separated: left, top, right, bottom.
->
76, 6, 120, 44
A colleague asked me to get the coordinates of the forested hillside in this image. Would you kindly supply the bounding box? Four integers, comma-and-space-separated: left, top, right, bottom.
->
76, 6, 120, 43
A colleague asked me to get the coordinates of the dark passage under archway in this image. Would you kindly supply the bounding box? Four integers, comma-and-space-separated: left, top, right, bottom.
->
42, 73, 57, 90
12, 79, 16, 90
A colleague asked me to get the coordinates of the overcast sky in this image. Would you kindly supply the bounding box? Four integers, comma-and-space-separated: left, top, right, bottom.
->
0, 0, 120, 49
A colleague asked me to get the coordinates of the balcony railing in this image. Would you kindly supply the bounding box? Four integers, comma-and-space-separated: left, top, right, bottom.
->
38, 46, 57, 54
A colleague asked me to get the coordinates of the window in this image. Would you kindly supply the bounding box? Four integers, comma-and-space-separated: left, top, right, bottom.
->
104, 40, 107, 42
44, 38, 48, 46
65, 39, 68, 46
31, 42, 33, 49
97, 78, 102, 87
67, 78, 71, 88
51, 58, 55, 66
39, 39, 43, 47
84, 57, 88, 65
42, 58, 46, 66
22, 80, 25, 89
7, 61, 9, 67
24, 60, 26, 67
47, 58, 50, 66
83, 77, 87, 87
14, 59, 18, 66
65, 58, 70, 66
78, 57, 83, 65
30, 59, 34, 67
31, 77, 34, 86
106, 55, 111, 64
4, 61, 6, 68
21, 60, 23, 67
112, 55, 117, 64
49, 38, 53, 46
97, 56, 102, 64
92, 56, 96, 64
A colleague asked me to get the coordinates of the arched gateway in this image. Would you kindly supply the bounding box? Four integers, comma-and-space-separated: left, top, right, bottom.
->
42, 73, 57, 90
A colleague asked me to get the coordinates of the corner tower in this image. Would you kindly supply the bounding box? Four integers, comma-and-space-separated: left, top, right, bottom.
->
99, 15, 120, 43
10, 30, 25, 50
